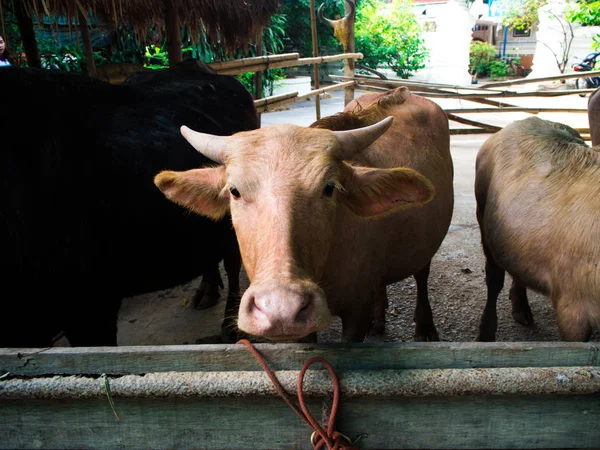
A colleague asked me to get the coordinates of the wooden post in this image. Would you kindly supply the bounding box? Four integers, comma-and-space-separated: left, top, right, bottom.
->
343, 0, 356, 106
254, 34, 263, 127
77, 11, 97, 78
318, 0, 356, 106
14, 0, 42, 68
310, 0, 321, 120
164, 0, 182, 67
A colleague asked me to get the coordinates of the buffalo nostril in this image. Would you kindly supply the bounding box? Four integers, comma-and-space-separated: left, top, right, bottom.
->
295, 293, 314, 322
247, 294, 268, 320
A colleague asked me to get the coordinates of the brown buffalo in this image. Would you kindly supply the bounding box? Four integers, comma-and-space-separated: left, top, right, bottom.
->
475, 116, 600, 341
155, 87, 454, 342
587, 87, 600, 145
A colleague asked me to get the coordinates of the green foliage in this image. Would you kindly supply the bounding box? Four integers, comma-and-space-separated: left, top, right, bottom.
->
2, 10, 26, 66
566, 0, 600, 26
593, 34, 600, 51
502, 0, 548, 31
355, 0, 427, 79
144, 44, 169, 69
235, 68, 286, 96
469, 41, 497, 78
489, 60, 509, 80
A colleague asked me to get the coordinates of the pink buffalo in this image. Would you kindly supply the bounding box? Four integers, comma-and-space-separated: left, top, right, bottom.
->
155, 87, 454, 342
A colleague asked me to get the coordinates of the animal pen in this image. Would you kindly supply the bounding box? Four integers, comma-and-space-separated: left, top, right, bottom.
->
1, 1, 600, 449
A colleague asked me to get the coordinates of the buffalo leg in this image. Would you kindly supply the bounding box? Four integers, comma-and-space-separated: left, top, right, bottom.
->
63, 297, 122, 346
476, 243, 505, 342
413, 261, 440, 341
341, 303, 374, 342
509, 277, 534, 325
555, 297, 593, 341
193, 264, 223, 310
221, 239, 242, 343
369, 285, 388, 336
0, 301, 57, 348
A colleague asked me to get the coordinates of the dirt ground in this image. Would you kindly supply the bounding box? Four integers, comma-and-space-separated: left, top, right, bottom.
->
104, 86, 600, 347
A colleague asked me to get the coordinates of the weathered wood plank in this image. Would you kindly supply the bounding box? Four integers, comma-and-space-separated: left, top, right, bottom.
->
0, 397, 322, 450
1, 342, 598, 376
338, 395, 600, 449
1, 394, 598, 449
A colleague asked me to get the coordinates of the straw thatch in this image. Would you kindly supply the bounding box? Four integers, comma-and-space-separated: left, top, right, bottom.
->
1, 0, 281, 53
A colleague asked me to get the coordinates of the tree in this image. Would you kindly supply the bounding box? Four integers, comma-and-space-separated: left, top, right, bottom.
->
566, 0, 600, 26
543, 10, 576, 74
355, 0, 427, 79
566, 0, 600, 52
502, 0, 548, 32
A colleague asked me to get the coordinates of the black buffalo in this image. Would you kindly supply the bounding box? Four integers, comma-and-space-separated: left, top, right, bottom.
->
0, 60, 258, 347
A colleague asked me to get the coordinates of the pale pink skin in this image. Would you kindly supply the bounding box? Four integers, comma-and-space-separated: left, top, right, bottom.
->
155, 87, 454, 342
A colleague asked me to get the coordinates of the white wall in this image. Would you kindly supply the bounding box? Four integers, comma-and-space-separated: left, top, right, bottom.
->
410, 0, 475, 86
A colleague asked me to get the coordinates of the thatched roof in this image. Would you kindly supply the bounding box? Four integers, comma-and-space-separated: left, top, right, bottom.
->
1, 0, 281, 53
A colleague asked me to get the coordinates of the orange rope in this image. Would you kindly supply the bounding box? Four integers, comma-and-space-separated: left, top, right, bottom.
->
237, 339, 359, 450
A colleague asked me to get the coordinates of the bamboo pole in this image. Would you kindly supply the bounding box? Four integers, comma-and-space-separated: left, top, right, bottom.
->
216, 53, 363, 76
450, 128, 499, 135
443, 107, 586, 114
256, 81, 355, 113
450, 128, 590, 136
465, 97, 518, 108
382, 89, 598, 99
344, 0, 356, 105
332, 74, 498, 93
446, 114, 502, 132
481, 70, 600, 88
208, 53, 300, 71
254, 91, 299, 108
310, 0, 321, 120
353, 81, 596, 100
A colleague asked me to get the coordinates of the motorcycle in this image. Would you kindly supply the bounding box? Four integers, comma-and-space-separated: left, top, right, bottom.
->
573, 51, 600, 97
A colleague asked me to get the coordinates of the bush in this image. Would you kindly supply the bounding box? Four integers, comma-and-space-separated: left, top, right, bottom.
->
489, 60, 509, 80
469, 41, 497, 78
355, 0, 427, 79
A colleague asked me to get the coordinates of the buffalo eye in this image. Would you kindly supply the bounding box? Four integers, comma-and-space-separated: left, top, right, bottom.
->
323, 182, 336, 197
229, 186, 241, 198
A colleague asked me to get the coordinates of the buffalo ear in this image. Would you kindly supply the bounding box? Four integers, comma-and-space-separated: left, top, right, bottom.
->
154, 167, 229, 220
340, 165, 434, 217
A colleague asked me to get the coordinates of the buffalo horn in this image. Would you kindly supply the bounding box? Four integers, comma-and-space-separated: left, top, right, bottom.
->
318, 0, 355, 26
180, 125, 229, 164
332, 116, 394, 159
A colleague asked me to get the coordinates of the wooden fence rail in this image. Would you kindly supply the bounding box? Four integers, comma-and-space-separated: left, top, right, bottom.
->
215, 52, 363, 76
1, 342, 599, 450
206, 52, 596, 137
255, 81, 356, 113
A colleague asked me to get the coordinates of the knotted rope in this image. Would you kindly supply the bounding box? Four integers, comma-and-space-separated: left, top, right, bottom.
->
237, 339, 359, 450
